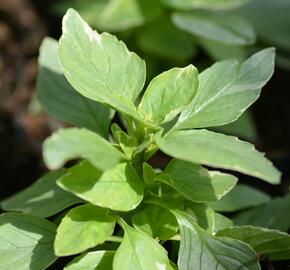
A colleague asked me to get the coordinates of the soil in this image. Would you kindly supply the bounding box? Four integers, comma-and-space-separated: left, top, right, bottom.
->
0, 1, 289, 269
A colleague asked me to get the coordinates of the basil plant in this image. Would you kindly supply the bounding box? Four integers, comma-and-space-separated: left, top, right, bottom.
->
1, 9, 290, 270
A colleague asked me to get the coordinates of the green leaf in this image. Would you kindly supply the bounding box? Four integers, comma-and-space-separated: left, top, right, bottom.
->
176, 48, 275, 129
138, 65, 198, 124
173, 211, 260, 270
187, 203, 233, 235
132, 205, 178, 240
59, 9, 146, 118
113, 219, 172, 270
209, 184, 271, 212
156, 159, 237, 203
156, 129, 280, 183
217, 226, 290, 261
111, 123, 138, 158
143, 162, 156, 185
211, 110, 257, 142
161, 0, 251, 10
43, 127, 127, 170
96, 0, 162, 32
172, 11, 255, 45
234, 0, 290, 51
58, 161, 143, 211
1, 170, 82, 218
54, 204, 115, 256
64, 250, 115, 270
234, 194, 290, 231
37, 37, 113, 138
137, 18, 195, 61
0, 213, 57, 270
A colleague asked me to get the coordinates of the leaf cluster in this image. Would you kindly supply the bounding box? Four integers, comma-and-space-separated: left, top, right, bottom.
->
1, 9, 290, 270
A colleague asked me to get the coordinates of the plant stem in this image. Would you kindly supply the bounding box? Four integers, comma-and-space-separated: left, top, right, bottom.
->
107, 236, 123, 243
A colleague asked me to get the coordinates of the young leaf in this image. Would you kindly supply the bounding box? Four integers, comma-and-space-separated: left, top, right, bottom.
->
138, 65, 198, 124
172, 211, 260, 270
59, 9, 146, 118
143, 162, 156, 185
172, 12, 255, 45
156, 159, 237, 203
234, 194, 290, 231
209, 184, 271, 212
43, 127, 127, 171
132, 205, 178, 240
187, 203, 233, 235
54, 204, 115, 256
161, 0, 251, 10
1, 170, 82, 218
0, 213, 57, 270
37, 37, 113, 138
64, 250, 115, 270
176, 48, 275, 129
113, 219, 173, 270
217, 226, 290, 261
156, 129, 280, 184
111, 123, 138, 158
58, 161, 143, 211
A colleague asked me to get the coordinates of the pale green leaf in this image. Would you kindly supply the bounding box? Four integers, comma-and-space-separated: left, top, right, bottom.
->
137, 18, 195, 60
37, 37, 113, 138
161, 0, 251, 10
1, 170, 82, 218
187, 203, 233, 235
132, 205, 178, 240
217, 226, 290, 261
57, 161, 143, 211
172, 11, 255, 45
54, 204, 115, 256
0, 213, 57, 270
209, 184, 271, 212
173, 210, 260, 270
176, 48, 275, 129
234, 194, 290, 231
59, 9, 146, 118
111, 123, 138, 158
138, 65, 198, 124
143, 162, 156, 185
156, 129, 280, 183
156, 159, 237, 202
64, 250, 114, 270
43, 127, 127, 170
96, 0, 162, 31
113, 219, 172, 270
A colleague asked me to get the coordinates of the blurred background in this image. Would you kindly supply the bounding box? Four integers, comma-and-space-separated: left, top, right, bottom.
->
0, 0, 290, 256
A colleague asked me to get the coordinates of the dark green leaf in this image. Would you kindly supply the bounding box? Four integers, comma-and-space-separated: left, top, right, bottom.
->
234, 194, 290, 231
217, 226, 290, 261
37, 37, 113, 138
209, 184, 271, 212
1, 170, 82, 218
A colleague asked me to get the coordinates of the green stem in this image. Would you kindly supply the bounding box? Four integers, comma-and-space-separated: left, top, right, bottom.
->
107, 236, 123, 243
